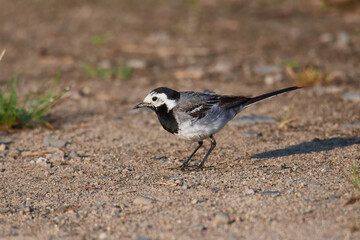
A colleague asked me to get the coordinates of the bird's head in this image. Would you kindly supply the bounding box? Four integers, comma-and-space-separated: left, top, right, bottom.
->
134, 87, 180, 111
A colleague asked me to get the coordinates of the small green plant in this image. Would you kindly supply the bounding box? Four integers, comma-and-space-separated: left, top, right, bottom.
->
187, 0, 201, 15
278, 107, 295, 129
82, 64, 112, 78
346, 164, 360, 191
281, 60, 299, 69
117, 66, 133, 79
82, 63, 133, 80
286, 64, 328, 87
320, 0, 360, 11
90, 33, 111, 46
0, 73, 67, 130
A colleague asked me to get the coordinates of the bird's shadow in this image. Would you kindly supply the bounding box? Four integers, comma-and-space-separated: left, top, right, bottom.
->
251, 137, 360, 159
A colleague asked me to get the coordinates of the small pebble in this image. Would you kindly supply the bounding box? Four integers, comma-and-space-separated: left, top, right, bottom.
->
99, 232, 107, 240
307, 182, 322, 186
99, 60, 111, 68
253, 65, 282, 75
182, 184, 189, 189
245, 131, 261, 137
243, 187, 255, 195
175, 178, 183, 184
264, 72, 283, 85
8, 149, 19, 158
111, 208, 122, 216
133, 196, 153, 205
0, 208, 10, 214
45, 163, 52, 169
154, 154, 166, 160
0, 140, 11, 145
127, 59, 148, 69
321, 166, 332, 172
212, 61, 233, 73
36, 157, 48, 165
43, 137, 67, 148
191, 199, 198, 204
343, 93, 360, 101
330, 195, 340, 200
147, 31, 171, 43
312, 86, 344, 95
50, 150, 65, 161
334, 31, 352, 50
121, 168, 133, 174
214, 212, 230, 226
319, 32, 333, 43
0, 144, 6, 152
260, 191, 281, 196
68, 150, 80, 160
190, 224, 207, 231
133, 236, 150, 240
342, 122, 360, 128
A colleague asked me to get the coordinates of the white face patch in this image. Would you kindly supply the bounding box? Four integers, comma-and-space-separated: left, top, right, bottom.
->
143, 92, 177, 111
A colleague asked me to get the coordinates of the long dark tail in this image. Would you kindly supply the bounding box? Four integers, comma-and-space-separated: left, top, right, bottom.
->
244, 86, 301, 108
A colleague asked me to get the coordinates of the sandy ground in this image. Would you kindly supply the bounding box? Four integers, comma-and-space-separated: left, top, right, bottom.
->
1, 0, 360, 239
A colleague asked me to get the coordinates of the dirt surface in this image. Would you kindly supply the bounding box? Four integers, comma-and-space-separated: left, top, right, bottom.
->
1, 0, 360, 239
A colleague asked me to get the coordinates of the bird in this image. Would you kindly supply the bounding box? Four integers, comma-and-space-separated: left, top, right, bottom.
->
134, 86, 300, 169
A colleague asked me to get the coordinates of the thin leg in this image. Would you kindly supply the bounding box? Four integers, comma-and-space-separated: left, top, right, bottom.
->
181, 141, 203, 169
196, 135, 216, 169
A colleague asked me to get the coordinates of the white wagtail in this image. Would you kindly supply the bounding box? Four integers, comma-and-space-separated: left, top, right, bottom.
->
134, 86, 300, 169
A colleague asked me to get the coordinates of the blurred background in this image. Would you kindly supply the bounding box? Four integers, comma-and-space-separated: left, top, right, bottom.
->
1, 0, 360, 117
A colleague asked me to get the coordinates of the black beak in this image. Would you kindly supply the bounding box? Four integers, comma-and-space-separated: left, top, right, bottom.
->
133, 102, 151, 109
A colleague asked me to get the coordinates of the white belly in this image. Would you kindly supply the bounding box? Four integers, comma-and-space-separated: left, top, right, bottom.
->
174, 105, 238, 141
175, 117, 228, 141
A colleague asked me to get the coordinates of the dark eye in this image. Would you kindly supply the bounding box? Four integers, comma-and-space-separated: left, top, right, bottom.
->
152, 97, 157, 101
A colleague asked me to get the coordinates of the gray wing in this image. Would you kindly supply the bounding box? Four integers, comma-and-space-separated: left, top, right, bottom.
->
176, 92, 250, 119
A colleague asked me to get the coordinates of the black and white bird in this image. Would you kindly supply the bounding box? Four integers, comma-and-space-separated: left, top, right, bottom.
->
134, 86, 300, 169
